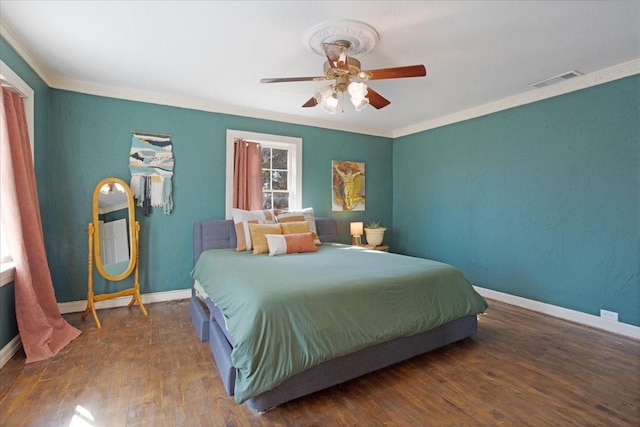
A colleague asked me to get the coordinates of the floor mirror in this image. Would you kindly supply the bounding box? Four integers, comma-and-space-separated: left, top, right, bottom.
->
82, 177, 148, 328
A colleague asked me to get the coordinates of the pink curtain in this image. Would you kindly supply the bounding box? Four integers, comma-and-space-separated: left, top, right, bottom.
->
1, 87, 81, 363
233, 139, 262, 210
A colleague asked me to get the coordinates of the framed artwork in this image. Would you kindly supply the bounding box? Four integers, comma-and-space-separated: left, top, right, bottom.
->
332, 160, 365, 211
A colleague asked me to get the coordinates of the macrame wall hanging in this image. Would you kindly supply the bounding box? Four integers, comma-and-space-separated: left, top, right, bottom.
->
129, 131, 174, 216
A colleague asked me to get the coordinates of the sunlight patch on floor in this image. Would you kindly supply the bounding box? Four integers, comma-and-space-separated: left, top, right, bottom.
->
69, 405, 95, 427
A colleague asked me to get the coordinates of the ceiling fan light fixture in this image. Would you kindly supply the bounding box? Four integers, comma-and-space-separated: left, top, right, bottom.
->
263, 20, 425, 113
348, 82, 369, 111
315, 85, 339, 114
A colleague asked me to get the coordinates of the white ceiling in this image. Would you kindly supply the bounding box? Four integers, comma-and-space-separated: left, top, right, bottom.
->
1, 1, 639, 137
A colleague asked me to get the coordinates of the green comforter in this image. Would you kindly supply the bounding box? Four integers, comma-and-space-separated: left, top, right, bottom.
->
191, 244, 487, 403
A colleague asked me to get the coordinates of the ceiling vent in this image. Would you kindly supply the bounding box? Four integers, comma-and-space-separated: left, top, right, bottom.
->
529, 70, 583, 88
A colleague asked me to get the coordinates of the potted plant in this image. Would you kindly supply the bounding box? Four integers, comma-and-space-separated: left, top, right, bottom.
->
364, 221, 386, 246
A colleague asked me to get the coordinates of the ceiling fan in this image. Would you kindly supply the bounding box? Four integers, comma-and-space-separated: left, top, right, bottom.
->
260, 40, 426, 113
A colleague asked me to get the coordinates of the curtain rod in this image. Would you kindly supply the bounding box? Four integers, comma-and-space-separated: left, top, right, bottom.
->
130, 130, 172, 138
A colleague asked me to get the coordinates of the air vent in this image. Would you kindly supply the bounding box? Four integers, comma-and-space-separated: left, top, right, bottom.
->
529, 70, 583, 88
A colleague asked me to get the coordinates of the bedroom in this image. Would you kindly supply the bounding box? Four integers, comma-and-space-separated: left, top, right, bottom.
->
1, 1, 638, 425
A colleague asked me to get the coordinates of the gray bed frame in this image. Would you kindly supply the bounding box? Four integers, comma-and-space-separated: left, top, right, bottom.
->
190, 218, 478, 412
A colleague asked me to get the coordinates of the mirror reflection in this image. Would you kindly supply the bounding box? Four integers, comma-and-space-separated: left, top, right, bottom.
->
97, 182, 131, 277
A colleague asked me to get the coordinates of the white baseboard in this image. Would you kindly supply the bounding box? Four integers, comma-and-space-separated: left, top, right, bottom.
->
57, 288, 192, 314
0, 334, 21, 369
474, 286, 640, 340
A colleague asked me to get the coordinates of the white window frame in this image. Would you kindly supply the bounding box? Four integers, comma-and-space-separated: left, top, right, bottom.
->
0, 60, 35, 287
225, 129, 302, 219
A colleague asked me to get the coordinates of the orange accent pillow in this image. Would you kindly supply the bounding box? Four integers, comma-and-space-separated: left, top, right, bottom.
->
275, 207, 321, 245
266, 232, 318, 256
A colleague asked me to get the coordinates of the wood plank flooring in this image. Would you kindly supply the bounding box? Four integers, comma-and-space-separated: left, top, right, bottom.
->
1, 298, 638, 426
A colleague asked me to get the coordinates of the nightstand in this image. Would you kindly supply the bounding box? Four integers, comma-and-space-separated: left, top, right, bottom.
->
360, 244, 389, 252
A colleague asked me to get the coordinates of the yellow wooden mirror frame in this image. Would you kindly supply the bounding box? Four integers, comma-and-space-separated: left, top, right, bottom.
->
82, 177, 147, 328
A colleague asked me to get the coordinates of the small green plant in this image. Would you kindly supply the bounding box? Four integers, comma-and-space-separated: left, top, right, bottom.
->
365, 221, 383, 229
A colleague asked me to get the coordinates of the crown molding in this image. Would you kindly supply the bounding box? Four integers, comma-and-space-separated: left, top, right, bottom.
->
0, 19, 51, 86
393, 58, 640, 138
44, 58, 640, 140
48, 75, 392, 138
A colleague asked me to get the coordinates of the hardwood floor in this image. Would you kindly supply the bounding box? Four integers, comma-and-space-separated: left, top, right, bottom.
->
1, 298, 638, 426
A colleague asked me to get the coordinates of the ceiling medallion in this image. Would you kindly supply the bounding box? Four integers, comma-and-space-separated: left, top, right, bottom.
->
306, 19, 379, 57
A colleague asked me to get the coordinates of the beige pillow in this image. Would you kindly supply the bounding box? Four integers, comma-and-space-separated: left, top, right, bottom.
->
280, 221, 310, 235
231, 208, 276, 251
248, 223, 282, 254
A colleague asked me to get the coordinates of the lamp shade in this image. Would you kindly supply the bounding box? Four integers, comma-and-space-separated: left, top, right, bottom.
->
315, 85, 339, 114
348, 82, 369, 111
350, 221, 364, 236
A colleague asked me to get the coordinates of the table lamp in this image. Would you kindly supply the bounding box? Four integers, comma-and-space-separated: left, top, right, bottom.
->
350, 221, 364, 246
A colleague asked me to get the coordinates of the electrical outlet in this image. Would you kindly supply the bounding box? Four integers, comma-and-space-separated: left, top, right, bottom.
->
600, 309, 619, 322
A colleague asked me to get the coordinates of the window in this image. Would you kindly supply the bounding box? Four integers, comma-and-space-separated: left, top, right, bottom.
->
0, 60, 35, 286
261, 146, 289, 210
225, 130, 302, 218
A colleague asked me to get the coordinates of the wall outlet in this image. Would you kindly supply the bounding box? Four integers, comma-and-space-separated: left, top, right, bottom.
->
600, 309, 619, 322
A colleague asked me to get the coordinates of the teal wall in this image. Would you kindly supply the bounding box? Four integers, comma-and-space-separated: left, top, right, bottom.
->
47, 90, 393, 301
0, 283, 17, 350
0, 37, 50, 349
393, 75, 640, 326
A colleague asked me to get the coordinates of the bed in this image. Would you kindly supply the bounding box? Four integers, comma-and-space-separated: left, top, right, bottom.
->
189, 218, 487, 412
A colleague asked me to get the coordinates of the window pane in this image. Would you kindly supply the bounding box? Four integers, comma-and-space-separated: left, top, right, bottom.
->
261, 147, 271, 169
273, 192, 289, 210
272, 171, 288, 190
262, 170, 271, 190
272, 149, 288, 169
262, 192, 272, 209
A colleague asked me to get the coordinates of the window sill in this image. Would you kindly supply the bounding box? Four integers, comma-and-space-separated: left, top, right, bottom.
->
1, 262, 16, 287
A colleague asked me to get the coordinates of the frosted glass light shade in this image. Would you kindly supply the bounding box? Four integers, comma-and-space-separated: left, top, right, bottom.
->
348, 82, 369, 111
315, 85, 339, 114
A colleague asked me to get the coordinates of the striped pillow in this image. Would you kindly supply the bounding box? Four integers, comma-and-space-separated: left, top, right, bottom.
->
275, 207, 321, 245
248, 223, 282, 255
266, 232, 318, 256
231, 208, 276, 251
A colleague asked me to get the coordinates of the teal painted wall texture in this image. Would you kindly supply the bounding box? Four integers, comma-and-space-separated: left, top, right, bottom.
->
0, 282, 17, 350
393, 75, 640, 326
0, 37, 50, 348
47, 90, 393, 302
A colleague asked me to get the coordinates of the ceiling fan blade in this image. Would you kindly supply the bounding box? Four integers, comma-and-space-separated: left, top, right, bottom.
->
362, 65, 426, 80
302, 97, 318, 108
261, 76, 327, 83
323, 42, 349, 71
366, 87, 391, 109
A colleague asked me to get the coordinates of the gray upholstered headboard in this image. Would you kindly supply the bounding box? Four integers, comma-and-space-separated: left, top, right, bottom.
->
193, 218, 339, 264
